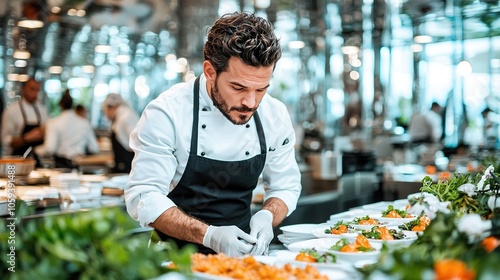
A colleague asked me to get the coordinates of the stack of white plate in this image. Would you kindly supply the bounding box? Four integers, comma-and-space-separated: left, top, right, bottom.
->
50, 173, 81, 189
277, 223, 321, 247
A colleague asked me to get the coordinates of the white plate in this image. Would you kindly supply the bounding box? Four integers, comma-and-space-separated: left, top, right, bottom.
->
277, 234, 312, 245
280, 223, 320, 238
286, 238, 382, 264
370, 213, 418, 225
270, 250, 360, 279
342, 230, 418, 248
311, 227, 355, 238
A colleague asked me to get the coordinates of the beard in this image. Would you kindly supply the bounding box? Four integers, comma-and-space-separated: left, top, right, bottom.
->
210, 79, 257, 125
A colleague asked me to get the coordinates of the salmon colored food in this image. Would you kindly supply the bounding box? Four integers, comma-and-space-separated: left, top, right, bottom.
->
191, 253, 328, 280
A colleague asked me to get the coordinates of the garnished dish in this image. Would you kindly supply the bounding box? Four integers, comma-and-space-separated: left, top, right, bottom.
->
191, 253, 329, 280
311, 221, 354, 238
381, 205, 414, 219
398, 214, 431, 232
330, 235, 375, 253
326, 235, 381, 264
371, 205, 418, 225
361, 226, 406, 240
348, 215, 394, 230
295, 248, 337, 263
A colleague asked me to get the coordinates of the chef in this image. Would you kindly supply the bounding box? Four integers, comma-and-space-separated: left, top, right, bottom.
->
125, 12, 301, 256
1, 78, 48, 163
102, 93, 139, 173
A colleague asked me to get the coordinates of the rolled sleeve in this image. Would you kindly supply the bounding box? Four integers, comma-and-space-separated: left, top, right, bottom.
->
125, 188, 176, 227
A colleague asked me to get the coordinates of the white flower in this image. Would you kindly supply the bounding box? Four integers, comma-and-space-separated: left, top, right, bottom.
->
456, 214, 492, 238
477, 165, 495, 191
457, 183, 477, 197
407, 193, 450, 219
487, 195, 500, 211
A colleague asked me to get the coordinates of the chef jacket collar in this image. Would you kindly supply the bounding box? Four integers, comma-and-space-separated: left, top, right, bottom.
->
198, 74, 215, 112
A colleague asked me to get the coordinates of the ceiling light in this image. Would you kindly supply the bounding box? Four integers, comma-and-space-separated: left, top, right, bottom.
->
18, 74, 29, 82
7, 74, 19, 81
411, 44, 423, 52
288, 41, 305, 49
49, 66, 63, 74
51, 6, 61, 13
341, 46, 359, 55
13, 50, 31, 60
116, 55, 131, 63
413, 35, 433, 44
82, 65, 95, 73
14, 60, 28, 68
17, 19, 44, 28
95, 45, 112, 53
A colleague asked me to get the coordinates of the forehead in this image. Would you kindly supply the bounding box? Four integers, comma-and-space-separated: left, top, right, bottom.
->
221, 57, 274, 86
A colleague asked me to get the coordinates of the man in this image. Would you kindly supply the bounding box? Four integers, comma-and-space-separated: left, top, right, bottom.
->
125, 12, 301, 257
1, 78, 48, 160
408, 102, 443, 144
102, 93, 139, 173
34, 90, 99, 169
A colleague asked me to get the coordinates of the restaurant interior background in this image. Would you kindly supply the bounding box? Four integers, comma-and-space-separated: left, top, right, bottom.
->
0, 0, 499, 166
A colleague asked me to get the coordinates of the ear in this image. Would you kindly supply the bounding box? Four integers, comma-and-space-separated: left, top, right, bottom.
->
203, 60, 216, 83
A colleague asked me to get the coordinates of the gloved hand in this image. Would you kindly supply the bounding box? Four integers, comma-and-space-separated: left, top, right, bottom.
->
203, 225, 257, 257
249, 210, 274, 255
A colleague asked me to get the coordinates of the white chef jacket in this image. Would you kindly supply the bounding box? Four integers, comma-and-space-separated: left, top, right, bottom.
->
34, 110, 99, 159
1, 99, 49, 156
125, 74, 302, 227
408, 110, 442, 143
111, 105, 139, 151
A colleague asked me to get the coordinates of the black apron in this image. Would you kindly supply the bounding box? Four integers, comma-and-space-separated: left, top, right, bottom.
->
110, 130, 134, 174
13, 102, 44, 166
157, 76, 267, 254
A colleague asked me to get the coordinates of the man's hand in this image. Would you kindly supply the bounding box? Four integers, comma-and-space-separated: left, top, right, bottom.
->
203, 225, 256, 257
23, 127, 44, 143
249, 210, 274, 255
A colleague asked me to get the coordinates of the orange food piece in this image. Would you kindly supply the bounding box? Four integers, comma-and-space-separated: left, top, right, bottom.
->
340, 244, 359, 253
426, 165, 437, 174
375, 226, 394, 240
191, 253, 328, 280
434, 259, 475, 280
482, 236, 499, 253
358, 218, 379, 225
355, 234, 373, 249
412, 216, 431, 231
331, 224, 349, 234
295, 252, 317, 262
384, 210, 402, 218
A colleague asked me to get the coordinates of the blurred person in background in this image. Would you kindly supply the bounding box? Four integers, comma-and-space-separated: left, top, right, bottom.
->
125, 12, 301, 257
481, 107, 499, 149
102, 93, 139, 173
75, 104, 88, 119
408, 102, 444, 144
35, 90, 99, 169
1, 78, 48, 164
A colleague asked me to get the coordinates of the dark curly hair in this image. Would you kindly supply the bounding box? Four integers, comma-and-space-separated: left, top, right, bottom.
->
204, 12, 282, 74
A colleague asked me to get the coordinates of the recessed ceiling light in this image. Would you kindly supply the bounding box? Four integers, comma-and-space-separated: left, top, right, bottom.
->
18, 20, 44, 29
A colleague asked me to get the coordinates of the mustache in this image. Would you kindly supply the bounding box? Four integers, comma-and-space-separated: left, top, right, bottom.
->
231, 106, 256, 113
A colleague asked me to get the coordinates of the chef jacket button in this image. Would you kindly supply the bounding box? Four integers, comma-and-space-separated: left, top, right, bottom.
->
202, 107, 208, 111
201, 124, 206, 129
201, 152, 206, 156
245, 151, 250, 156
246, 124, 250, 128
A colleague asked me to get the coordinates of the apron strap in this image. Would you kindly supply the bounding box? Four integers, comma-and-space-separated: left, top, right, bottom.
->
190, 77, 201, 155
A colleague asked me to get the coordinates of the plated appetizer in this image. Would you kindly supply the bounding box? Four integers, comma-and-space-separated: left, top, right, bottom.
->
329, 235, 376, 253
398, 214, 431, 232
295, 248, 337, 263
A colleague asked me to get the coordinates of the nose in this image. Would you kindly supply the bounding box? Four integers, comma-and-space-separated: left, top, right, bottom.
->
241, 91, 257, 108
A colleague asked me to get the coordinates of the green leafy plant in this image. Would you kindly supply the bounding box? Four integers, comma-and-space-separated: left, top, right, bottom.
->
0, 201, 194, 279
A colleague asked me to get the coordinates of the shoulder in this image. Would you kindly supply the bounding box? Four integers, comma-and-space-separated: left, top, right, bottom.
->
145, 80, 193, 117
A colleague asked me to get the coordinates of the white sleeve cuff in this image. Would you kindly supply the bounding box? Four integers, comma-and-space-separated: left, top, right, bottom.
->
136, 193, 176, 227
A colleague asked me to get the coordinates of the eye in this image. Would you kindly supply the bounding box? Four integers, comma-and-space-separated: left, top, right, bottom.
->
232, 86, 244, 91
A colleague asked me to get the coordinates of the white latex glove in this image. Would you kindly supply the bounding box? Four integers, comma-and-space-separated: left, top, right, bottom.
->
249, 210, 274, 255
203, 225, 257, 257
